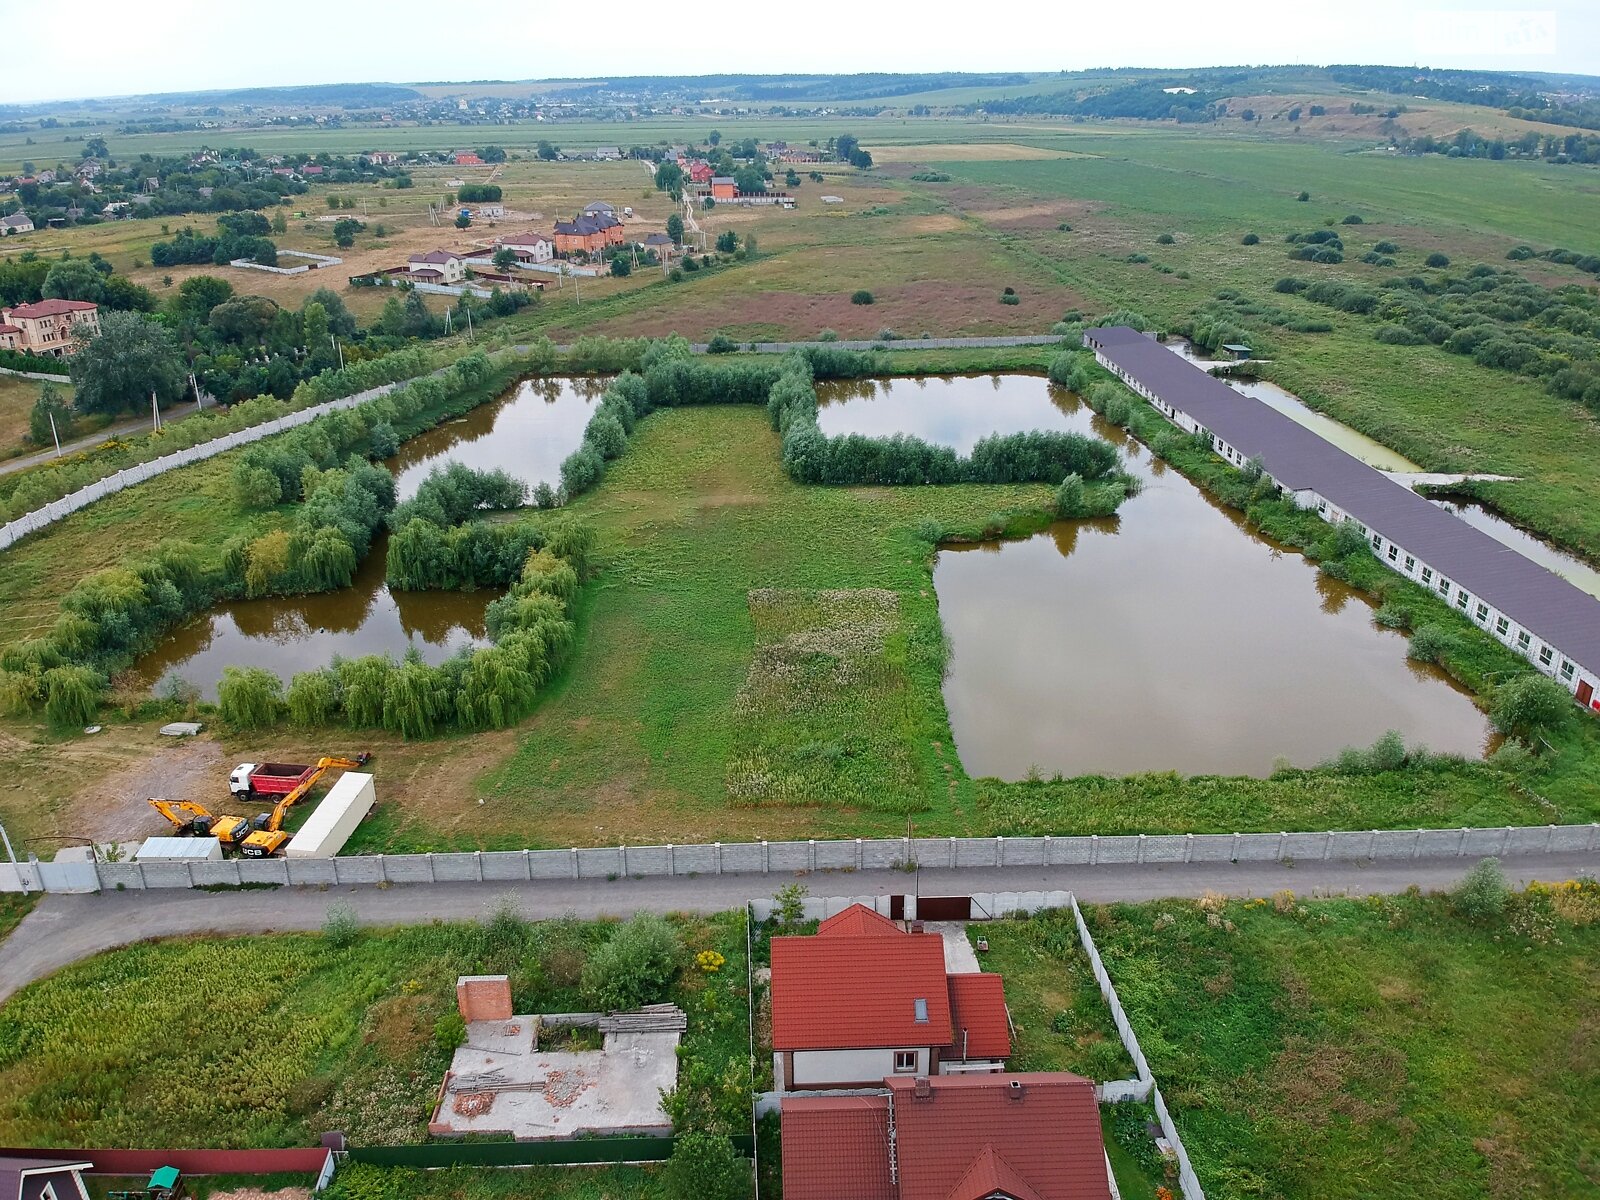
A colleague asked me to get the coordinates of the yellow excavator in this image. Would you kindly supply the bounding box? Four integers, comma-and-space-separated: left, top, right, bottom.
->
148, 753, 370, 857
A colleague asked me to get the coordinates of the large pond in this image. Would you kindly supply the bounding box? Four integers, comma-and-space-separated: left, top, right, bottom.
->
816, 375, 1492, 778
132, 535, 493, 701
816, 375, 1087, 454
134, 378, 606, 698
390, 376, 605, 499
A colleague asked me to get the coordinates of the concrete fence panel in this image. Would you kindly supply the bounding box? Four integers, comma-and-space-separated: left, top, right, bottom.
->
238, 858, 291, 886
332, 856, 386, 885
285, 859, 340, 887
527, 849, 575, 880
429, 852, 484, 883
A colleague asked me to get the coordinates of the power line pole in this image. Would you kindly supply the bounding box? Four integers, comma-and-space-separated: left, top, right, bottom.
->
150, 392, 162, 432
48, 411, 61, 457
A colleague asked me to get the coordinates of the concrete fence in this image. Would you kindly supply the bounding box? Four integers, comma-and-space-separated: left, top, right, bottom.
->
3, 823, 1596, 894
0, 365, 70, 382
0, 378, 408, 552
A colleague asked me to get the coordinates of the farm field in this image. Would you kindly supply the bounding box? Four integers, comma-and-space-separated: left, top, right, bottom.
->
1082, 881, 1600, 1200
0, 907, 750, 1150
0, 373, 73, 457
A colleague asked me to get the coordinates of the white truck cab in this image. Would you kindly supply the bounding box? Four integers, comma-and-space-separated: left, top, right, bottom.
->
229, 764, 258, 797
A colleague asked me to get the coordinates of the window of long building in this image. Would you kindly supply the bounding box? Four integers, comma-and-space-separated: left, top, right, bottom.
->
1561, 660, 1575, 681
1518, 631, 1532, 650
1540, 646, 1554, 666
1496, 617, 1510, 636
1475, 603, 1489, 622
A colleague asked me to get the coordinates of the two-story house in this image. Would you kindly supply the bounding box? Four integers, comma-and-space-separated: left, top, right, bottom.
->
406, 251, 466, 284
0, 299, 100, 356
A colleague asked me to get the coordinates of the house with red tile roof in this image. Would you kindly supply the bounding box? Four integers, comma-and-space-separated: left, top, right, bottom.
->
782, 1073, 1113, 1200
0, 299, 99, 356
769, 903, 1010, 1091
407, 250, 466, 283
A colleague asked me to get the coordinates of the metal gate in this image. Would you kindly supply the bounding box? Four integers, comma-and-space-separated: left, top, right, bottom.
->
917, 895, 972, 921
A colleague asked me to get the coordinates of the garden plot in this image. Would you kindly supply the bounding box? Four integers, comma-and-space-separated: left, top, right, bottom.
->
430, 1015, 680, 1140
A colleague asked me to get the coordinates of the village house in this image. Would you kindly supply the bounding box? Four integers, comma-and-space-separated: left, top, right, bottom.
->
492, 231, 555, 264
708, 176, 737, 200
407, 250, 467, 284
0, 299, 100, 356
454, 151, 484, 166
682, 159, 714, 184
769, 904, 1010, 1091
553, 213, 625, 256
74, 158, 101, 180
0, 1156, 94, 1200
779, 147, 824, 164
582, 200, 617, 219
367, 151, 400, 165
1084, 325, 1600, 710
642, 232, 676, 260
592, 146, 622, 160
782, 1073, 1114, 1200
0, 212, 34, 236
301, 164, 325, 177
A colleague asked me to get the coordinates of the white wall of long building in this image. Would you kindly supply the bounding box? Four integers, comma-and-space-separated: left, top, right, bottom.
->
1092, 348, 1600, 710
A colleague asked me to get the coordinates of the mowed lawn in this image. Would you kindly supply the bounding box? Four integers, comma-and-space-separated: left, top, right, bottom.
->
1085, 884, 1600, 1200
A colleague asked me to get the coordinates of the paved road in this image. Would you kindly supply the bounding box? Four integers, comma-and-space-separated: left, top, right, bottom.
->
3, 852, 1593, 1003
0, 400, 205, 478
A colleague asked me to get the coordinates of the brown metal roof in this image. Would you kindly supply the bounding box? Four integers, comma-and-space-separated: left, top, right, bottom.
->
1085, 327, 1600, 674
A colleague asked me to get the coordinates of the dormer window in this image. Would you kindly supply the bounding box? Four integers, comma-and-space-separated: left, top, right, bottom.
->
914, 998, 929, 1023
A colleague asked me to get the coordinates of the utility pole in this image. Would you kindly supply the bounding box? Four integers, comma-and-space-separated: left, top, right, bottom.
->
150, 391, 162, 431
465, 303, 473, 341
0, 816, 27, 895
48, 411, 61, 457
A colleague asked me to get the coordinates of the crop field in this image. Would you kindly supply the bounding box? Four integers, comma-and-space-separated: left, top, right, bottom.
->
0, 907, 749, 1149
1083, 881, 1600, 1200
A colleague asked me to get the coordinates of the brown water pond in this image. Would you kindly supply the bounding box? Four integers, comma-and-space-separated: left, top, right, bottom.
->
130, 534, 493, 701
390, 376, 606, 498
817, 375, 1493, 778
816, 374, 1088, 454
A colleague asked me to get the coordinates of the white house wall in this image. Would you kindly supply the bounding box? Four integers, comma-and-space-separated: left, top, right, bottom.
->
791, 1047, 928, 1086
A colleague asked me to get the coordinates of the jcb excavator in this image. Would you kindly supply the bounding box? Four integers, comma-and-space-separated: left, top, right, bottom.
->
149, 753, 371, 857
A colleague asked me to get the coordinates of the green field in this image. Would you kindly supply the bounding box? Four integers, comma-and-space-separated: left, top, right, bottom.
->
0, 908, 749, 1149
1084, 880, 1600, 1199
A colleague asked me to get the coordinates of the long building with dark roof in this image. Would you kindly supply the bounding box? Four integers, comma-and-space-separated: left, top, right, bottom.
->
1084, 325, 1600, 712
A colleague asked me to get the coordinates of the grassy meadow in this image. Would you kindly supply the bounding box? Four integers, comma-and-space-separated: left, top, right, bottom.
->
0, 908, 749, 1149
1083, 881, 1600, 1199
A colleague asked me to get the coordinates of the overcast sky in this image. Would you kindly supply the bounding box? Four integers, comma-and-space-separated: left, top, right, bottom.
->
2, 0, 1595, 104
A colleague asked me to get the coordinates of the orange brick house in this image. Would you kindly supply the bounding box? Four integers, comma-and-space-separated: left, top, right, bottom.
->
552, 214, 625, 256
0, 299, 100, 357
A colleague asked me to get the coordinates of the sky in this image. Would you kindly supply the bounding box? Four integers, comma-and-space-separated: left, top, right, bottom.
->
1, 0, 1596, 104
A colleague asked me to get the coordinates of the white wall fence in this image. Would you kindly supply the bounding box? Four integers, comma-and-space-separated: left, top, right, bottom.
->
0, 378, 407, 552
2, 822, 1596, 894
0, 365, 69, 382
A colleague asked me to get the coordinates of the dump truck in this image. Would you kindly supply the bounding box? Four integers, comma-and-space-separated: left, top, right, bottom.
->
238, 754, 372, 857
229, 761, 317, 799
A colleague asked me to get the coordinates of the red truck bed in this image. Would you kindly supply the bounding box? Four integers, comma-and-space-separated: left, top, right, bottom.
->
248, 762, 315, 793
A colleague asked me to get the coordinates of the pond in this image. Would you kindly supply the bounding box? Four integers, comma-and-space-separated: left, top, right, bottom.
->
131, 534, 494, 702
815, 374, 1086, 455
390, 376, 606, 499
818, 375, 1493, 779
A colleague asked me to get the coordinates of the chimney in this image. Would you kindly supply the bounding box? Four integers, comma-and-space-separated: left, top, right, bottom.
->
914, 1076, 932, 1100
1008, 1079, 1025, 1100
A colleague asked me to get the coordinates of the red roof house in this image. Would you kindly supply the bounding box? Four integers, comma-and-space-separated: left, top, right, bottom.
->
782, 1073, 1112, 1200
769, 904, 1010, 1091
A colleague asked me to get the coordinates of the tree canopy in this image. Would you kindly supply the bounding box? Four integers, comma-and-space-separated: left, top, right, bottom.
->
68, 310, 187, 415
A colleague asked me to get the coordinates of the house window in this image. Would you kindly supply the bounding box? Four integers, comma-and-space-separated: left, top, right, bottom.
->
1404, 556, 1415, 572
1438, 577, 1451, 595
1387, 546, 1399, 562
1518, 631, 1532, 650
1539, 646, 1554, 666
1456, 591, 1470, 610
1371, 534, 1383, 551
1318, 501, 1328, 515
1561, 660, 1575, 680
913, 998, 929, 1024
1475, 603, 1489, 623
1496, 617, 1509, 636
894, 1051, 918, 1073
1421, 567, 1433, 584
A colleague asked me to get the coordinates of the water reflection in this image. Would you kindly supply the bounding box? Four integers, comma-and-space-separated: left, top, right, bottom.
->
390, 376, 606, 499
816, 374, 1085, 455
887, 380, 1498, 779
130, 534, 494, 701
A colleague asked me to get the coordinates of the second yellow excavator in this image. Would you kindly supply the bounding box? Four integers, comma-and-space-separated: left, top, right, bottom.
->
146, 799, 253, 847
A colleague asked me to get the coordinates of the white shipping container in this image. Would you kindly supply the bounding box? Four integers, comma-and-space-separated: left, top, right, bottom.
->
285, 772, 376, 859
136, 836, 223, 861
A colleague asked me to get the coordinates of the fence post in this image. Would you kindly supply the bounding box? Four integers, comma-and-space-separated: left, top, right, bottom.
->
137, 861, 148, 890
855, 838, 863, 870
1230, 832, 1240, 861
1412, 829, 1422, 859
475, 850, 484, 881
572, 847, 581, 879
669, 843, 677, 875
948, 836, 956, 868
426, 852, 436, 882
1368, 829, 1378, 859
186, 860, 196, 889
1043, 833, 1052, 865
996, 836, 1005, 867
1500, 826, 1512, 855
377, 854, 387, 883
1278, 831, 1287, 861
1183, 833, 1193, 863
1090, 834, 1099, 866
523, 849, 532, 880
1591, 823, 1600, 852
620, 845, 629, 877
715, 843, 723, 875
1458, 828, 1469, 856
1323, 830, 1333, 861
1137, 834, 1146, 864
762, 840, 770, 873
1546, 824, 1557, 852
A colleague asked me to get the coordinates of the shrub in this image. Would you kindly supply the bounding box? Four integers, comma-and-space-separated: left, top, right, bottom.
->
1407, 623, 1454, 664
1425, 252, 1451, 268
217, 665, 284, 729
706, 333, 736, 354
433, 1011, 466, 1054
1374, 240, 1400, 254
663, 1131, 749, 1199
1505, 245, 1535, 261
1000, 293, 1020, 305
1341, 214, 1365, 224
1274, 277, 1307, 293
287, 668, 341, 726
582, 912, 683, 1011
1156, 232, 1175, 244
1375, 324, 1426, 345
585, 410, 628, 460
1241, 232, 1260, 245
322, 902, 360, 948
850, 289, 874, 305
1489, 673, 1573, 742
1296, 190, 1310, 201
368, 420, 399, 459
816, 329, 839, 341
559, 442, 606, 500
42, 665, 100, 727
1453, 858, 1510, 921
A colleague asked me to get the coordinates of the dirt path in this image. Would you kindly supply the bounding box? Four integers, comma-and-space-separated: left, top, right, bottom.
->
72, 737, 228, 841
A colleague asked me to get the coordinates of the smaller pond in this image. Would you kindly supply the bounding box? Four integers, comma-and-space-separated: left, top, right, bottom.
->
130, 535, 494, 701
815, 374, 1082, 454
1433, 498, 1600, 600
390, 376, 606, 499
1161, 340, 1423, 473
